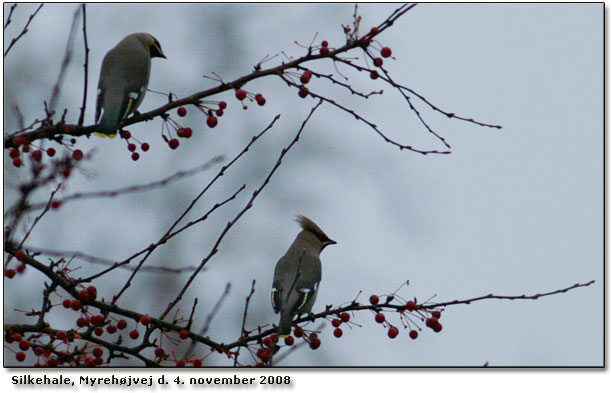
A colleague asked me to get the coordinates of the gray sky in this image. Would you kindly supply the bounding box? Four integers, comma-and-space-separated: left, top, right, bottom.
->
3, 3, 602, 368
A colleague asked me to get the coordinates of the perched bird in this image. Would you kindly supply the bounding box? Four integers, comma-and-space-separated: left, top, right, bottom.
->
95, 33, 166, 136
272, 215, 336, 335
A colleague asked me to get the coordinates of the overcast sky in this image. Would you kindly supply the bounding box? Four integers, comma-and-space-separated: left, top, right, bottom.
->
3, 2, 603, 371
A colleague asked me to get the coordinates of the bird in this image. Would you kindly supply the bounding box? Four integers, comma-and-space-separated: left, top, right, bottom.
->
272, 215, 336, 335
95, 33, 166, 136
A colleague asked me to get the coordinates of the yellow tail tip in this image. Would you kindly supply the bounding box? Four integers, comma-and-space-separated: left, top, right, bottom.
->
94, 132, 117, 138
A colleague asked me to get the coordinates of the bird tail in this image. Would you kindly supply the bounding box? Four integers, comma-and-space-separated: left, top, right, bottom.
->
95, 111, 120, 137
277, 311, 293, 336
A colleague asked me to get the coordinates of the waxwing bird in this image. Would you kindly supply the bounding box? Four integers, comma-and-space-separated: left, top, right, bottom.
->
272, 215, 336, 335
95, 33, 166, 136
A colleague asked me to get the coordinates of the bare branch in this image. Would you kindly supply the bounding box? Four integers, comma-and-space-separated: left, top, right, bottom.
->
77, 3, 89, 126
24, 155, 225, 212
159, 101, 324, 320
3, 3, 43, 57
48, 5, 81, 115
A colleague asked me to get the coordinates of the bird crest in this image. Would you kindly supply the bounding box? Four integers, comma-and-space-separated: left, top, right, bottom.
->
295, 215, 331, 242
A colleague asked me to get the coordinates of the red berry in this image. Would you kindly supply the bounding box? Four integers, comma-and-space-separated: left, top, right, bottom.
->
255, 94, 266, 106
90, 315, 105, 326
405, 301, 416, 312
131, 152, 139, 161
219, 101, 227, 110
300, 71, 312, 84
426, 318, 438, 329
235, 89, 247, 100
13, 135, 27, 146
15, 250, 26, 261
62, 299, 72, 309
47, 147, 56, 157
257, 348, 271, 362
5, 269, 16, 278
284, 336, 294, 346
409, 330, 418, 340
433, 323, 443, 333
70, 300, 81, 311
207, 115, 218, 128
12, 157, 22, 167
309, 337, 321, 350
72, 149, 84, 161
140, 315, 151, 325
340, 312, 350, 323
381, 46, 392, 58
76, 317, 88, 327
373, 57, 383, 67
94, 327, 104, 336
34, 347, 44, 356
21, 144, 30, 153
51, 200, 61, 209
320, 47, 330, 56
92, 347, 103, 358
432, 310, 441, 319
369, 27, 379, 36
293, 326, 304, 337
129, 329, 139, 340
106, 325, 117, 334
331, 319, 342, 328
370, 71, 379, 80
388, 326, 399, 339
154, 347, 165, 357
117, 319, 127, 330
141, 143, 150, 152
369, 295, 379, 305
12, 333, 22, 342
298, 86, 309, 98
375, 313, 385, 324
128, 143, 136, 152
120, 130, 131, 139
179, 329, 189, 340
168, 139, 179, 149
16, 263, 25, 273
86, 286, 97, 300
321, 40, 328, 47
19, 340, 31, 350
31, 150, 42, 162
56, 331, 67, 340
16, 352, 26, 362
62, 168, 71, 178
333, 328, 343, 338
177, 107, 187, 117
9, 148, 20, 159
262, 336, 272, 347
216, 109, 224, 116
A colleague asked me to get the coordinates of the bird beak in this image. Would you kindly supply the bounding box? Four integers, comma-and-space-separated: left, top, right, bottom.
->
325, 239, 337, 246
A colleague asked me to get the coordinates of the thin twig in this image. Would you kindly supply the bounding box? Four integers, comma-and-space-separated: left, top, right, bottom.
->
77, 3, 89, 126
48, 5, 81, 114
3, 4, 18, 30
185, 283, 232, 357
3, 3, 43, 57
24, 155, 225, 212
22, 246, 210, 275
234, 280, 256, 367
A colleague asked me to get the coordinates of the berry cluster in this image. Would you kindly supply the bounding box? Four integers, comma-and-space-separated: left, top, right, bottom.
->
367, 293, 443, 340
